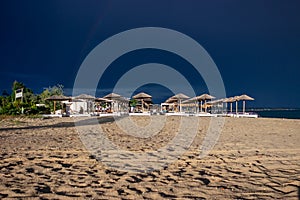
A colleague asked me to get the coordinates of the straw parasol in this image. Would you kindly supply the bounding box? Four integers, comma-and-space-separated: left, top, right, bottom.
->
170, 93, 190, 99
191, 94, 215, 113
73, 94, 95, 100
95, 97, 112, 102
207, 98, 225, 105
132, 92, 152, 111
231, 96, 240, 114
45, 95, 71, 113
166, 93, 189, 102
166, 93, 190, 112
133, 92, 152, 99
224, 97, 236, 113
205, 98, 226, 112
103, 93, 122, 99
237, 94, 254, 114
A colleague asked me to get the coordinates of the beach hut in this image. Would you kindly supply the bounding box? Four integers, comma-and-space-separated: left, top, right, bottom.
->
94, 97, 113, 113
103, 93, 129, 113
45, 95, 71, 114
132, 92, 152, 112
73, 94, 95, 114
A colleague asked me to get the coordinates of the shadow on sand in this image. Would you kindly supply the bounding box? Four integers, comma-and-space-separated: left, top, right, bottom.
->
0, 116, 123, 132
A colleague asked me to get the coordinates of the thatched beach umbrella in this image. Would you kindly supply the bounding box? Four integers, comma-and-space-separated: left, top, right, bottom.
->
231, 96, 241, 114
166, 93, 190, 112
73, 94, 95, 100
237, 94, 254, 114
206, 98, 226, 113
191, 94, 215, 113
103, 93, 122, 100
169, 93, 190, 100
133, 92, 152, 99
181, 98, 197, 113
133, 92, 152, 111
45, 95, 71, 113
95, 97, 113, 102
224, 97, 236, 113
207, 98, 225, 105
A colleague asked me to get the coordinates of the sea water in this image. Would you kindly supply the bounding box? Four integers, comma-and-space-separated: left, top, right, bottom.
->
252, 109, 300, 119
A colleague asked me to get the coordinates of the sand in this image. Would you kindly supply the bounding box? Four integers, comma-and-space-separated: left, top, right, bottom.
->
0, 116, 299, 199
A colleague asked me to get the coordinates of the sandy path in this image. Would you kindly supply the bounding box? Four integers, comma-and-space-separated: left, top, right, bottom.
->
0, 116, 299, 199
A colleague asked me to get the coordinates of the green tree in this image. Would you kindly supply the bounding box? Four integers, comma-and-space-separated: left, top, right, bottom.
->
38, 84, 64, 113
0, 81, 65, 115
129, 99, 137, 107
11, 80, 35, 104
49, 84, 64, 96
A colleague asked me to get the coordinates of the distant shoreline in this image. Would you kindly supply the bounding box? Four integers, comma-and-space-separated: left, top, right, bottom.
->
247, 108, 300, 111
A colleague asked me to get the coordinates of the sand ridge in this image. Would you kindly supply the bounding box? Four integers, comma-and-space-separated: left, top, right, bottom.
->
0, 116, 299, 199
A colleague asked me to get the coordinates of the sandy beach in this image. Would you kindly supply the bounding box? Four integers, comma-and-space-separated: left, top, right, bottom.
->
0, 116, 299, 199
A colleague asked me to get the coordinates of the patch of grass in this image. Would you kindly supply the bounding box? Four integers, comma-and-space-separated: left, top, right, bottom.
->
0, 114, 42, 125
26, 114, 43, 119
12, 120, 26, 125
0, 115, 14, 121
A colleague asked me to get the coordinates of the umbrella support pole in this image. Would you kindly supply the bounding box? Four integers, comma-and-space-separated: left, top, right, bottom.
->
200, 101, 203, 113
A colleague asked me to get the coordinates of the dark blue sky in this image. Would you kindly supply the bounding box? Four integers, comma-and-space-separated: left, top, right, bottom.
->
1, 0, 300, 107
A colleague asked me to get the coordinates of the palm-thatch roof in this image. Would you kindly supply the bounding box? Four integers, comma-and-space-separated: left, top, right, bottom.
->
191, 94, 215, 101
207, 98, 226, 104
103, 93, 122, 99
95, 97, 113, 102
73, 94, 95, 99
237, 94, 254, 101
223, 97, 236, 103
165, 93, 190, 103
132, 92, 152, 99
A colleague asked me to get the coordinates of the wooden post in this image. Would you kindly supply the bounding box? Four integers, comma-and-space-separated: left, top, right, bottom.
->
179, 99, 181, 112
236, 101, 238, 115
243, 100, 246, 114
